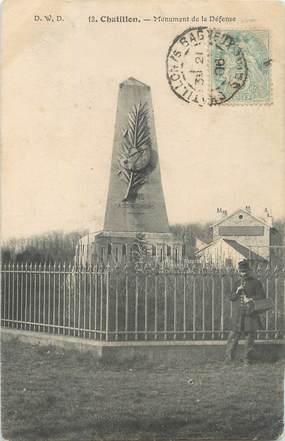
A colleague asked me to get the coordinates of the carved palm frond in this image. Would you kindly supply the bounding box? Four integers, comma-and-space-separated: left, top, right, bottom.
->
117, 101, 151, 201
126, 102, 149, 150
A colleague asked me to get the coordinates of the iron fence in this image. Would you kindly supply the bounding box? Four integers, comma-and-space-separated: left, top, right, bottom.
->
1, 263, 284, 341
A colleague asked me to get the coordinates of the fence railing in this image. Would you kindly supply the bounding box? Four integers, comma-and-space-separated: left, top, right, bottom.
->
1, 263, 284, 341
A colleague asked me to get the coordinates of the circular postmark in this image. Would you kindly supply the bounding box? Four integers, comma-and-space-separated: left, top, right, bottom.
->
166, 27, 248, 106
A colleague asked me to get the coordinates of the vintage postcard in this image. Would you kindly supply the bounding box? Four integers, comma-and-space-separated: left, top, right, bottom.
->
1, 0, 285, 440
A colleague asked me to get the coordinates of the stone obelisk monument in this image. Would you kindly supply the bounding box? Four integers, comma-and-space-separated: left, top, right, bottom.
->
76, 78, 182, 264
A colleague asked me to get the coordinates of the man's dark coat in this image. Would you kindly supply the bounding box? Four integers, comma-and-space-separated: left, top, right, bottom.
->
230, 275, 266, 333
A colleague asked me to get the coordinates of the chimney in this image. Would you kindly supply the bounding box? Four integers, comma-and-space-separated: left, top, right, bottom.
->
217, 208, 227, 220
266, 209, 273, 227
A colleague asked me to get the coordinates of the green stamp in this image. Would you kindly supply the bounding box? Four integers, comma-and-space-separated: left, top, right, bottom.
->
211, 30, 271, 104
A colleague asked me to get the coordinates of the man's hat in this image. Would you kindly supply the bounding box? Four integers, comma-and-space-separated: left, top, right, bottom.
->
238, 260, 250, 271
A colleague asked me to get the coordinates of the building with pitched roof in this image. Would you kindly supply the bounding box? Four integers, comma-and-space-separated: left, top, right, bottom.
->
195, 207, 280, 267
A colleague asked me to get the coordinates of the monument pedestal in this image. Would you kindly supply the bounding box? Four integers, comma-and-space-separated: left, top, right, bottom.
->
76, 78, 183, 265
76, 230, 183, 265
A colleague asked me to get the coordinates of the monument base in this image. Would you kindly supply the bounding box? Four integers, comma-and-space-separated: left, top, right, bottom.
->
75, 230, 183, 265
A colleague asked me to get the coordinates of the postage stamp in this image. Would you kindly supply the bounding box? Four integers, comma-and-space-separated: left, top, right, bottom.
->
214, 30, 271, 104
166, 27, 271, 106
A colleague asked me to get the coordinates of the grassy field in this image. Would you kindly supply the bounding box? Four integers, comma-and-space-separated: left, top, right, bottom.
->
1, 338, 284, 441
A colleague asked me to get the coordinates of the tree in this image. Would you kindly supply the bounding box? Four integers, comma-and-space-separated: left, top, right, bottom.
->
170, 222, 213, 259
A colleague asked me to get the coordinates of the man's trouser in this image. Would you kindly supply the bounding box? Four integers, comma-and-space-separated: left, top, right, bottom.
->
225, 331, 256, 361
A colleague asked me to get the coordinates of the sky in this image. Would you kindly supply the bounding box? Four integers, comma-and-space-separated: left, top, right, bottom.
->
2, 0, 285, 240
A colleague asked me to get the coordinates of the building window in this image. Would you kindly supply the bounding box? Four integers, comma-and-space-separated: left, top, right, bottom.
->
122, 244, 126, 256
107, 243, 112, 256
167, 245, 171, 257
160, 249, 163, 262
225, 258, 233, 267
100, 247, 104, 260
175, 249, 178, 263
239, 214, 243, 219
152, 245, 156, 256
115, 247, 118, 262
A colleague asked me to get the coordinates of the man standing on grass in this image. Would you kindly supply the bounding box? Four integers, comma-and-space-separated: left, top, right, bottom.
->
225, 259, 266, 365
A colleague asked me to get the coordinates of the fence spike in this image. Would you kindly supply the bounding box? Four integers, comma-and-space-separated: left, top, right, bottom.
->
274, 265, 279, 274
256, 263, 262, 273
265, 263, 271, 275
